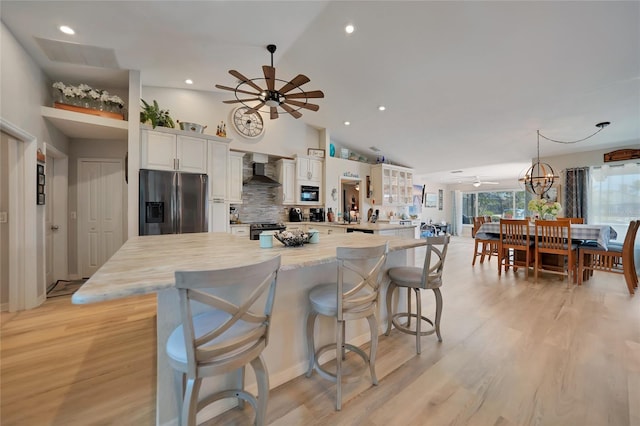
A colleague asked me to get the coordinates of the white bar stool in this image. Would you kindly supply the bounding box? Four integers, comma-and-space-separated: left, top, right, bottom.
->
385, 235, 449, 354
165, 255, 281, 426
305, 243, 388, 410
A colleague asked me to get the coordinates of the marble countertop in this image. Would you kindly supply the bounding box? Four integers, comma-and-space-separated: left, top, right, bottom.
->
72, 232, 425, 305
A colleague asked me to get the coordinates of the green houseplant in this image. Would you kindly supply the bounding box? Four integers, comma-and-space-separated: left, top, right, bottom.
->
140, 99, 175, 128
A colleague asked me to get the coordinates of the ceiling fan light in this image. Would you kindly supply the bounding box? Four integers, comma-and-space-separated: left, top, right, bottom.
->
472, 182, 481, 187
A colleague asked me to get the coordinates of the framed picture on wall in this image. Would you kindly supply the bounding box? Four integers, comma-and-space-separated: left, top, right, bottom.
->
438, 189, 443, 210
425, 192, 437, 208
36, 164, 45, 205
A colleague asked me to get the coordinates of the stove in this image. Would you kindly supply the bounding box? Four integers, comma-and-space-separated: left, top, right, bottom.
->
249, 223, 286, 240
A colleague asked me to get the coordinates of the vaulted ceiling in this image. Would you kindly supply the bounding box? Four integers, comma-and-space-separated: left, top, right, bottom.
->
2, 1, 638, 184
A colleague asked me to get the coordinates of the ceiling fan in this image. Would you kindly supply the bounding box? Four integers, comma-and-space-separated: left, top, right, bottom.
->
215, 44, 324, 120
467, 176, 500, 187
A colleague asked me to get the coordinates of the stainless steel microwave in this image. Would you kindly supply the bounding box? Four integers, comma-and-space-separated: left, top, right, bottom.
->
300, 185, 320, 202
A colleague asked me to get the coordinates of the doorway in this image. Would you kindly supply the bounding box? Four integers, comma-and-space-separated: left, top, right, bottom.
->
341, 178, 362, 224
44, 144, 69, 289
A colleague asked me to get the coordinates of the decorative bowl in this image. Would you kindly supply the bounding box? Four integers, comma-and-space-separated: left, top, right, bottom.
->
177, 120, 207, 133
274, 230, 309, 247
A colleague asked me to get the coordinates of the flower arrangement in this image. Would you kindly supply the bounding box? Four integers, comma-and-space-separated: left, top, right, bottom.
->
52, 82, 124, 110
528, 198, 562, 219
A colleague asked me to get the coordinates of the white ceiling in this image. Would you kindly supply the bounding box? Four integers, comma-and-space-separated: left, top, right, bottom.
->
2, 1, 638, 185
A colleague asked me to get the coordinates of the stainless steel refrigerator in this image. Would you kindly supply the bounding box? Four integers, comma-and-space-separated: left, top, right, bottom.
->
139, 169, 208, 235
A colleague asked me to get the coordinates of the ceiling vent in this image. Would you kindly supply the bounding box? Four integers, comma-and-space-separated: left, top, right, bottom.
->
35, 37, 120, 68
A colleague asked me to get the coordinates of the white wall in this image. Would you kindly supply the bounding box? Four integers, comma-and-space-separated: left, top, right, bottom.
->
141, 86, 321, 158
540, 143, 640, 175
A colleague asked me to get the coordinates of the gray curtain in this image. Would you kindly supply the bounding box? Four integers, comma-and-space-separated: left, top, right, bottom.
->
564, 167, 589, 219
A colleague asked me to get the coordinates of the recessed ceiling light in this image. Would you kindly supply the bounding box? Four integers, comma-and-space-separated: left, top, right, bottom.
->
59, 25, 75, 35
344, 121, 350, 126
345, 24, 355, 34
185, 79, 193, 85
378, 105, 386, 111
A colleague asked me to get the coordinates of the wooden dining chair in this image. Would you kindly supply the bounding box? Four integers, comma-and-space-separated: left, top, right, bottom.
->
567, 217, 585, 224
578, 220, 639, 294
472, 216, 498, 265
534, 220, 578, 283
498, 219, 533, 278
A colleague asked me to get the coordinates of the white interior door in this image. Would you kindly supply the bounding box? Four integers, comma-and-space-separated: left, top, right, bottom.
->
78, 159, 124, 278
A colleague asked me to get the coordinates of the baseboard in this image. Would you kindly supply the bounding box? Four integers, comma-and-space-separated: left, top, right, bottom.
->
0, 302, 7, 312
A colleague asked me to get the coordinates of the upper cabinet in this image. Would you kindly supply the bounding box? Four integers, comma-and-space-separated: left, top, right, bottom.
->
227, 151, 245, 204
141, 129, 207, 173
296, 155, 323, 183
371, 164, 414, 207
208, 141, 229, 201
277, 159, 296, 205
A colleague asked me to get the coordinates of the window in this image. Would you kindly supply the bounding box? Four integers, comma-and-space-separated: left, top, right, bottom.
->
462, 190, 526, 223
589, 162, 640, 240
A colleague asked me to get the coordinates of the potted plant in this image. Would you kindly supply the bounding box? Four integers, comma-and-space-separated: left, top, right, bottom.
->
140, 99, 175, 128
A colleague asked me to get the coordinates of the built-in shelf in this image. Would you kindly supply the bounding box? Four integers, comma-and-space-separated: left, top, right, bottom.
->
41, 105, 129, 139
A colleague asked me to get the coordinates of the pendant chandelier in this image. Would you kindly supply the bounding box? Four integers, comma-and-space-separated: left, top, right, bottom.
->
519, 130, 559, 196
519, 122, 610, 197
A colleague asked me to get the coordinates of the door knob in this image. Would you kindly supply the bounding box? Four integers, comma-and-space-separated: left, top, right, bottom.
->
51, 225, 59, 230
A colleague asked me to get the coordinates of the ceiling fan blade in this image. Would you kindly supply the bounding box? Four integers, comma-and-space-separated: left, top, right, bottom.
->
244, 102, 265, 114
215, 84, 260, 97
278, 74, 310, 94
284, 99, 320, 111
222, 98, 260, 104
270, 107, 279, 120
483, 181, 500, 185
229, 69, 264, 93
280, 103, 303, 119
284, 90, 325, 99
263, 65, 276, 91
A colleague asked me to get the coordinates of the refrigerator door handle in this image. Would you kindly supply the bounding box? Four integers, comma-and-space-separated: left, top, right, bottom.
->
175, 172, 182, 232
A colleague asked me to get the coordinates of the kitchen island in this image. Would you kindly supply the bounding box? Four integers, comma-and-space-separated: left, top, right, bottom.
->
73, 232, 425, 425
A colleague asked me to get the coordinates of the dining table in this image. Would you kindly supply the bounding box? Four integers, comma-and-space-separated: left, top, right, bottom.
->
475, 222, 618, 249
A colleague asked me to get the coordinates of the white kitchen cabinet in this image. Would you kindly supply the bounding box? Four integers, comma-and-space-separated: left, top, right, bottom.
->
314, 224, 346, 235
296, 155, 323, 183
371, 164, 414, 207
277, 159, 296, 205
208, 140, 229, 201
209, 200, 228, 233
141, 129, 207, 173
230, 225, 250, 236
228, 151, 245, 204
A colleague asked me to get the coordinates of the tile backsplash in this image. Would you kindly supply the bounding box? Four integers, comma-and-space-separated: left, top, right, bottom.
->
231, 154, 321, 223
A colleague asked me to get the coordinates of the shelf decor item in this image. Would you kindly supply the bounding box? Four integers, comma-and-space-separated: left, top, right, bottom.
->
140, 99, 175, 128
52, 82, 125, 119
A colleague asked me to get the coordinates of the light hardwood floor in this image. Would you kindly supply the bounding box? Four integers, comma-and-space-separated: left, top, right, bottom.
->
2, 237, 639, 425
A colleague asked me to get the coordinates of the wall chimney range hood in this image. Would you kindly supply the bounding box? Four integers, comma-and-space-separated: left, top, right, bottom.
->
243, 155, 281, 186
